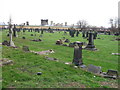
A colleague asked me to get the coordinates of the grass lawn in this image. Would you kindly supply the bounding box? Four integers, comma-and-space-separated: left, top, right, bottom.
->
1, 29, 119, 88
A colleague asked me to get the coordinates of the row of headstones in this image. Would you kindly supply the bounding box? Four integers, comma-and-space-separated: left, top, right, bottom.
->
57, 32, 97, 50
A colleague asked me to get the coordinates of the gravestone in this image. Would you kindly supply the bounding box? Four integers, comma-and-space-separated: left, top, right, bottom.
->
64, 39, 70, 43
22, 37, 26, 39
31, 34, 34, 36
69, 43, 75, 47
62, 44, 68, 46
56, 39, 63, 45
107, 70, 118, 77
22, 46, 30, 52
86, 32, 89, 38
87, 64, 102, 74
82, 32, 85, 38
39, 34, 42, 37
13, 24, 17, 37
45, 56, 58, 61
76, 31, 79, 37
85, 32, 97, 50
2, 40, 10, 46
7, 34, 9, 37
72, 42, 83, 66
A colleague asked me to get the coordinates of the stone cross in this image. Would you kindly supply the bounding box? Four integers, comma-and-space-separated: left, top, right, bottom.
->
72, 42, 83, 66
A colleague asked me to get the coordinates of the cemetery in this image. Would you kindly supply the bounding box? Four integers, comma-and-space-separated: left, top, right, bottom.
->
0, 22, 119, 88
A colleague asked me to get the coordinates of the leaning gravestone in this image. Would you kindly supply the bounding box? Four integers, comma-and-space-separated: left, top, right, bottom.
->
22, 46, 30, 52
72, 42, 83, 66
87, 64, 102, 74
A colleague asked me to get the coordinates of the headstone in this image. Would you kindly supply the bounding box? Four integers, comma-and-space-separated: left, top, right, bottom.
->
76, 31, 79, 37
37, 72, 42, 75
31, 34, 34, 36
22, 46, 30, 52
56, 39, 63, 45
39, 34, 42, 37
72, 42, 83, 66
45, 56, 58, 61
13, 24, 17, 37
82, 32, 85, 38
64, 39, 70, 43
22, 37, 26, 39
69, 43, 75, 47
62, 44, 68, 46
7, 34, 9, 37
2, 40, 10, 46
107, 70, 118, 77
86, 32, 89, 38
87, 64, 102, 74
85, 32, 97, 50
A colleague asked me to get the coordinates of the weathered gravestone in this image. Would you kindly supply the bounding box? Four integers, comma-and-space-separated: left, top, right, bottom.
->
7, 34, 9, 37
69, 43, 75, 47
76, 30, 79, 37
72, 42, 83, 66
86, 32, 89, 38
85, 32, 97, 50
2, 40, 10, 46
45, 56, 58, 61
82, 32, 85, 38
93, 32, 97, 39
13, 24, 17, 37
22, 46, 30, 52
39, 34, 42, 37
56, 39, 63, 45
22, 37, 26, 39
31, 34, 34, 36
87, 64, 102, 74
64, 39, 70, 43
107, 70, 118, 77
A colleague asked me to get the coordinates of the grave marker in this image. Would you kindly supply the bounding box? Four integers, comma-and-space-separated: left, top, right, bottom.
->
87, 64, 102, 74
72, 42, 83, 66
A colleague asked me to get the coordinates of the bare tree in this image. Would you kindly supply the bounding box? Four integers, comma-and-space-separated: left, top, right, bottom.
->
77, 20, 88, 31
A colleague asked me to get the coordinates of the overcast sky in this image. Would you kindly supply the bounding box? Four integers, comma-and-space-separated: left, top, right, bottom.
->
1, 0, 119, 27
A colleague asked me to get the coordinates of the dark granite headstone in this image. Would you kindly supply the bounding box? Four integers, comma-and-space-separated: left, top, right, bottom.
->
86, 32, 89, 38
13, 24, 17, 37
85, 32, 97, 50
31, 34, 34, 36
7, 34, 9, 37
87, 64, 102, 74
64, 39, 70, 43
72, 42, 83, 66
22, 37, 26, 39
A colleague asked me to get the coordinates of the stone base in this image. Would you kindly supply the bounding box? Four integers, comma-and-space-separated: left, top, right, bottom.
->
79, 64, 87, 68
84, 48, 97, 51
